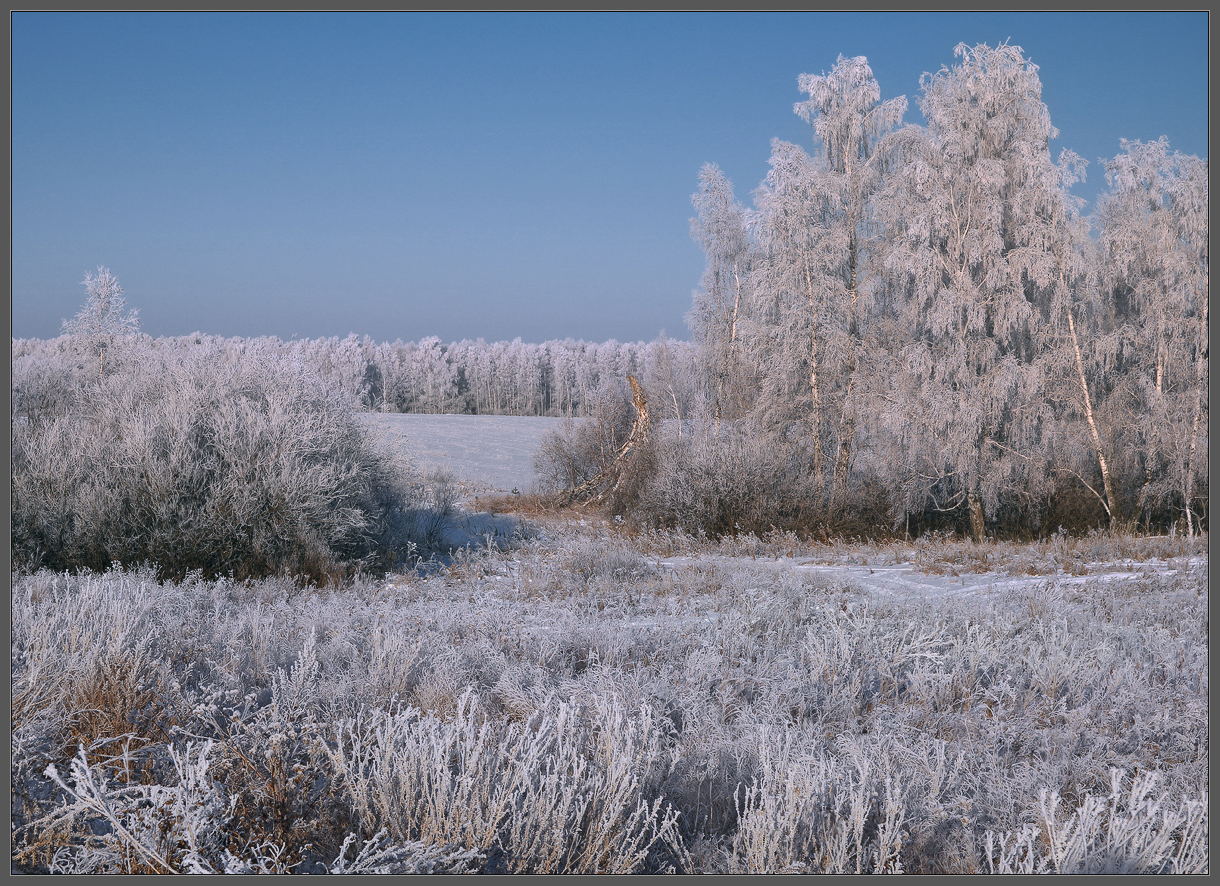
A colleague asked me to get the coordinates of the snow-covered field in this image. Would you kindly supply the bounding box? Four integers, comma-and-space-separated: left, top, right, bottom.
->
356, 412, 568, 494
12, 417, 1208, 873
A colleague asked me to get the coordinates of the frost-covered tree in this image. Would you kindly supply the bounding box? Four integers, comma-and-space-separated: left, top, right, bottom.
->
795, 56, 908, 508
369, 340, 406, 412
406, 336, 456, 413
643, 333, 693, 431
689, 164, 755, 425
878, 43, 1069, 540
62, 267, 140, 378
1095, 138, 1208, 534
328, 333, 375, 406
747, 56, 907, 506
546, 340, 578, 417
506, 338, 543, 416
1031, 153, 1127, 531
747, 140, 836, 493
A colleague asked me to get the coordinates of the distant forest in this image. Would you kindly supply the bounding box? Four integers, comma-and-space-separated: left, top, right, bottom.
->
12, 330, 694, 420
11, 43, 1207, 548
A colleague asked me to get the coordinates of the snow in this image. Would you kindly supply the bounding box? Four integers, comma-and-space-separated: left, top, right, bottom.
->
657, 554, 1208, 604
357, 413, 569, 494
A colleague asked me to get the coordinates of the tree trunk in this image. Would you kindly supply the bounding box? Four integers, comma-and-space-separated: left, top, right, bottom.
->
1183, 282, 1208, 537
1066, 305, 1119, 530
722, 262, 743, 420
830, 421, 853, 512
730, 262, 742, 347
967, 442, 986, 543
559, 375, 652, 507
831, 244, 861, 513
803, 263, 824, 498
967, 491, 986, 543
830, 383, 854, 512
657, 336, 683, 436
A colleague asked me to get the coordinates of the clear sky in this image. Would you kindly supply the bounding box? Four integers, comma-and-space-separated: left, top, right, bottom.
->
10, 11, 1209, 344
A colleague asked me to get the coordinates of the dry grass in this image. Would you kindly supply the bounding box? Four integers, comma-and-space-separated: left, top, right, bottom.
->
624, 524, 1207, 579
11, 522, 1209, 873
473, 490, 580, 519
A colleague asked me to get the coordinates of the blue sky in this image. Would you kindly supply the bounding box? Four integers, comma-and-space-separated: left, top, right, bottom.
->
10, 11, 1209, 344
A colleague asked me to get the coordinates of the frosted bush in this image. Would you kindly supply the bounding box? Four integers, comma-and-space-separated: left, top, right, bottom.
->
11, 338, 417, 583
630, 423, 817, 537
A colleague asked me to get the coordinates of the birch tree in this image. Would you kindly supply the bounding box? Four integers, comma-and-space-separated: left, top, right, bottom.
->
1002, 143, 1134, 532
1095, 137, 1208, 534
878, 43, 1065, 540
643, 332, 691, 431
689, 164, 754, 425
748, 139, 836, 495
791, 56, 907, 507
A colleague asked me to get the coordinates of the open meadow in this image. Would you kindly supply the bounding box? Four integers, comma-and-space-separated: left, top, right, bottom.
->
353, 413, 569, 497
10, 415, 1208, 874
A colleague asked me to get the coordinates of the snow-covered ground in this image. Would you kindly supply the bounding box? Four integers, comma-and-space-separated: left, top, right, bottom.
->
357, 413, 568, 494
356, 414, 1207, 604
658, 552, 1208, 604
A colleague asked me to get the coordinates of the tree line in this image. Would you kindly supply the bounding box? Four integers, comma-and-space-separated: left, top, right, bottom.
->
12, 329, 700, 422
678, 43, 1206, 539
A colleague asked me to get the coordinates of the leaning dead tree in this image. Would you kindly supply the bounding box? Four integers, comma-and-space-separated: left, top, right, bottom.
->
558, 375, 652, 507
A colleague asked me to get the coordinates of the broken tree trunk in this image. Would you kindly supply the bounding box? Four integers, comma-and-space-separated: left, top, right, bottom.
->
558, 375, 652, 507
967, 491, 986, 544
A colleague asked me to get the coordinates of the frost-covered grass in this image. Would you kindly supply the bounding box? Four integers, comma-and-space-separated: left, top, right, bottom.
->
10, 522, 1208, 873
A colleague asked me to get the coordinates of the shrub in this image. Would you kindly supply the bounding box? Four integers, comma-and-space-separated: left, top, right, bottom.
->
532, 386, 634, 494
624, 423, 817, 537
534, 391, 897, 540
11, 339, 415, 584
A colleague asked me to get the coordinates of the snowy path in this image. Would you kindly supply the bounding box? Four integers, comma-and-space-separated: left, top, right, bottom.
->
657, 553, 1207, 603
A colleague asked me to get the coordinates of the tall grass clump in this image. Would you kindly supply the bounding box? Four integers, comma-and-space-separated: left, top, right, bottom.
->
10, 565, 690, 873
985, 768, 1208, 874
330, 692, 687, 873
11, 338, 415, 583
